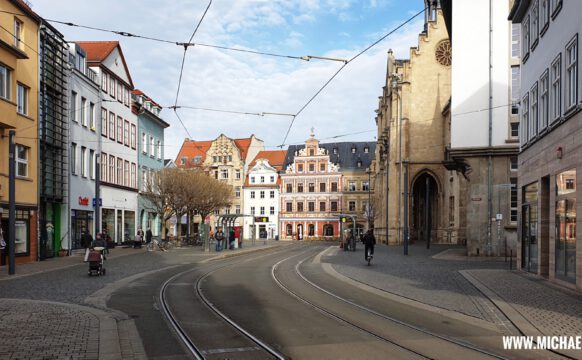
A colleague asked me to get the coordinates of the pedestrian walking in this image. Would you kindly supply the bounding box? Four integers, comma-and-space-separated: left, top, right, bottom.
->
146, 228, 153, 251
215, 229, 224, 251
82, 229, 93, 262
362, 229, 376, 262
134, 228, 144, 248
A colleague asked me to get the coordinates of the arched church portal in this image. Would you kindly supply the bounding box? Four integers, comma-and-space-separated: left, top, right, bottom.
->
411, 172, 439, 246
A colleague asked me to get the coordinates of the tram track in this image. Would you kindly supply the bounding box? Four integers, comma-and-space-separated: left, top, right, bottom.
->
272, 248, 509, 360
159, 245, 291, 359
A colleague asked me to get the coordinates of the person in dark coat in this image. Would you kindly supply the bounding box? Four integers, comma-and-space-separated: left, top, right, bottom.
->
145, 228, 153, 251
362, 229, 376, 261
214, 229, 225, 251
82, 229, 93, 262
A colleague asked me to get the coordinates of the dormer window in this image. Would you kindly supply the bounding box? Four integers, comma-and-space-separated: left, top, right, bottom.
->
357, 160, 362, 167
351, 147, 356, 153
364, 147, 369, 153
181, 157, 187, 165
250, 176, 255, 183
309, 149, 314, 156
333, 148, 338, 154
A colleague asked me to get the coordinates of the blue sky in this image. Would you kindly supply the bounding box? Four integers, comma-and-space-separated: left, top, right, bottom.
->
30, 0, 426, 159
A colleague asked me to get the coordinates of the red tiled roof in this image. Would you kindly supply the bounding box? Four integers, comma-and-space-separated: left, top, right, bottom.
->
76, 41, 134, 88
234, 138, 253, 161
249, 150, 287, 171
175, 140, 213, 168
76, 41, 118, 62
132, 89, 161, 108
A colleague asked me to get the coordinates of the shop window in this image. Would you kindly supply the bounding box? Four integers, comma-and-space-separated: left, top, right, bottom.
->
324, 224, 334, 236
308, 224, 315, 236
555, 168, 576, 282
286, 224, 293, 236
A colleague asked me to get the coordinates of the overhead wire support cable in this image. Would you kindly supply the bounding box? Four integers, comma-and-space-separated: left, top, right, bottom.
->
279, 6, 426, 148
173, 0, 212, 135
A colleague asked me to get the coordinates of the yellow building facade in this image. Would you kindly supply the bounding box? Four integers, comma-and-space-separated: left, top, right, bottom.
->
0, 0, 40, 264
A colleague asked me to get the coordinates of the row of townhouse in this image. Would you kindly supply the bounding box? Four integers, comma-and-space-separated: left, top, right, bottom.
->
0, 0, 168, 264
175, 131, 376, 241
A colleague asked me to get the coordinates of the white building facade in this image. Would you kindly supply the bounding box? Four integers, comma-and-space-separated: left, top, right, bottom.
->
66, 43, 102, 249
77, 41, 138, 243
242, 159, 281, 240
444, 0, 520, 256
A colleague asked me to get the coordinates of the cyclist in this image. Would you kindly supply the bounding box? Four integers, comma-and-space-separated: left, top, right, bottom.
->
362, 229, 376, 263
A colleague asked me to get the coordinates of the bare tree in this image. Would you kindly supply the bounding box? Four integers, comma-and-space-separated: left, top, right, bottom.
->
141, 168, 181, 239
187, 170, 232, 223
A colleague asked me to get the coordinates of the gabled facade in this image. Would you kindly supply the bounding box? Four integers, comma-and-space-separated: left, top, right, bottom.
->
0, 0, 40, 264
175, 135, 264, 235
133, 89, 169, 237
77, 41, 138, 243
281, 132, 344, 240
510, 0, 581, 291
374, 1, 454, 247
66, 42, 102, 251
242, 150, 286, 240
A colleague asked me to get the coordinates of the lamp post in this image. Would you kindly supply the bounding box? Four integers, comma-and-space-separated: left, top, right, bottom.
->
366, 168, 372, 230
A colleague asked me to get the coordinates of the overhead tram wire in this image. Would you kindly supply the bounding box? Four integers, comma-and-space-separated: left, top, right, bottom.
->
43, 19, 343, 63
278, 6, 427, 148
171, 0, 212, 139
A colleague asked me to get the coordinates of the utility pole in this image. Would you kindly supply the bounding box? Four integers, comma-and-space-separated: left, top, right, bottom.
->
403, 160, 409, 255
8, 130, 16, 274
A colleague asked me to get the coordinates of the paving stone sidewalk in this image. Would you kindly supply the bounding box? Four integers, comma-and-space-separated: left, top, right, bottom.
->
465, 269, 582, 336
326, 243, 582, 346
0, 241, 283, 359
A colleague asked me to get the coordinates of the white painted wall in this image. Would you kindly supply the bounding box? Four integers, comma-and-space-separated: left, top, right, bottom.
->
242, 160, 280, 239
451, 0, 511, 148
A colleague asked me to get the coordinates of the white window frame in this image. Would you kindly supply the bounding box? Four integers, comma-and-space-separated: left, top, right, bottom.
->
81, 146, 87, 177
16, 145, 28, 177
101, 108, 108, 136
81, 97, 87, 126
71, 91, 78, 122
124, 120, 129, 146
157, 140, 162, 159
521, 93, 529, 146
565, 35, 578, 111
13, 18, 23, 49
539, 69, 549, 131
109, 111, 115, 141
150, 136, 154, 156
260, 206, 265, 215
511, 23, 521, 58
540, 0, 549, 31
522, 15, 530, 61
89, 150, 95, 179
250, 191, 255, 199
236, 170, 241, 180
16, 83, 28, 115
142, 133, 147, 154
531, 0, 539, 47
71, 143, 77, 175
0, 64, 10, 100
270, 190, 275, 199
260, 191, 265, 199
221, 169, 228, 179
89, 102, 95, 130
550, 54, 562, 124
530, 82, 538, 140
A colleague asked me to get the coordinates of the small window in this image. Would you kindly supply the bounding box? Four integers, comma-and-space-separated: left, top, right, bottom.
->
81, 147, 87, 177
357, 160, 362, 168
298, 183, 304, 193
250, 191, 255, 199
13, 18, 23, 49
331, 182, 338, 192
260, 207, 265, 215
16, 145, 28, 177
251, 207, 255, 215
286, 224, 293, 235
286, 202, 292, 212
298, 164, 304, 172
364, 147, 369, 153
297, 202, 304, 212
333, 148, 338, 154
16, 84, 28, 115
309, 163, 315, 172
250, 176, 255, 183
260, 176, 265, 183
331, 201, 338, 212
320, 163, 325, 172
71, 91, 78, 122
270, 206, 275, 215
349, 201, 356, 212
71, 143, 77, 175
351, 147, 356, 153
320, 183, 326, 192
348, 181, 356, 191
270, 176, 275, 183
320, 202, 326, 211
89, 102, 95, 130
236, 170, 241, 179
308, 202, 315, 212
510, 157, 518, 171
221, 169, 228, 179
101, 108, 108, 136
181, 157, 186, 165
235, 187, 240, 197
260, 191, 265, 199
362, 181, 370, 191
511, 122, 519, 138
286, 184, 292, 193
270, 190, 275, 199
308, 183, 315, 192
81, 97, 87, 126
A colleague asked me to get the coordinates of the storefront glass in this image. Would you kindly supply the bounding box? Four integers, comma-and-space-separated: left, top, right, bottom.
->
71, 210, 94, 249
521, 182, 538, 273
555, 169, 576, 282
0, 209, 30, 255
125, 211, 135, 243
102, 208, 115, 242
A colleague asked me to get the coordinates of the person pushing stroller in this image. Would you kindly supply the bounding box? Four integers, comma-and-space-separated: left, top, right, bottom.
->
87, 234, 107, 276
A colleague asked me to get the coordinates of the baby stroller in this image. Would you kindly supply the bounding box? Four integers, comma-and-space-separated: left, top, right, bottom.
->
87, 247, 106, 276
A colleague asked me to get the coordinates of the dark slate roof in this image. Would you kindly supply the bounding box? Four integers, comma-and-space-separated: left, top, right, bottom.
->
284, 141, 376, 171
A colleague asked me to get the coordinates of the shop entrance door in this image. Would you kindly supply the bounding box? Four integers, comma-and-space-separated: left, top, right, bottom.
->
521, 204, 538, 273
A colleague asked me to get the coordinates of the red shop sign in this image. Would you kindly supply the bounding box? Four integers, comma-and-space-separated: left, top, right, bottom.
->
78, 197, 90, 206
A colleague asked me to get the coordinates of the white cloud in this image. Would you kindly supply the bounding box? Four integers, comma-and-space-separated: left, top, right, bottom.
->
30, 0, 424, 158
